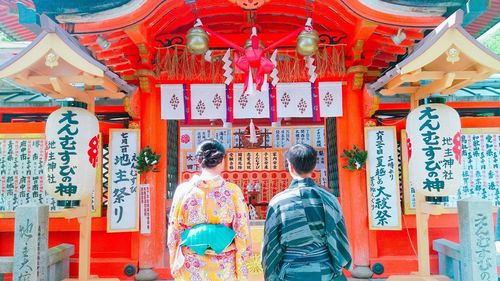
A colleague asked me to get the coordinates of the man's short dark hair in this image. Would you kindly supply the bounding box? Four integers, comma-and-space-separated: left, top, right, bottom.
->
285, 144, 317, 175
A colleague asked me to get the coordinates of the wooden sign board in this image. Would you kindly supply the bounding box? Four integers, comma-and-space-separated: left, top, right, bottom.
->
178, 126, 328, 191
107, 129, 140, 232
0, 133, 102, 218
402, 128, 500, 214
365, 127, 402, 230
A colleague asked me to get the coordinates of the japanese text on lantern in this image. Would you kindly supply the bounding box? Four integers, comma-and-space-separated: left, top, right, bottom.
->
418, 107, 445, 192
52, 111, 79, 198
108, 129, 140, 232
365, 127, 401, 230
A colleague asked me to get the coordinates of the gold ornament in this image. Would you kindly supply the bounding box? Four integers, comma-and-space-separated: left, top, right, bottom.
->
446, 47, 460, 64
45, 52, 59, 68
244, 38, 265, 50
186, 27, 209, 55
296, 29, 319, 56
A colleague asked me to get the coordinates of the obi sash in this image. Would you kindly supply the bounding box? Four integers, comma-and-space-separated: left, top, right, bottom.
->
279, 243, 331, 280
180, 223, 236, 256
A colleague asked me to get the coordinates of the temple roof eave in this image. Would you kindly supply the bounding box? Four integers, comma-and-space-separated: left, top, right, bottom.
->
371, 10, 500, 98
0, 15, 136, 100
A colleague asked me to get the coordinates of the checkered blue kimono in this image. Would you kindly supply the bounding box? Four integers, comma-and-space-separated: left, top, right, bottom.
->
261, 178, 352, 281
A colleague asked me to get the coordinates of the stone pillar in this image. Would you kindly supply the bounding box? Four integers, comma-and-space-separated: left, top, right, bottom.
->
13, 204, 49, 281
458, 198, 497, 281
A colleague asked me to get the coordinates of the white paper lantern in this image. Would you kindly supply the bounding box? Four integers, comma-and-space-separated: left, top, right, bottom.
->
45, 102, 99, 208
406, 98, 462, 200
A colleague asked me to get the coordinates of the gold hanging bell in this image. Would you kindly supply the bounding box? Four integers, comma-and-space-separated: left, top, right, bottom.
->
186, 27, 209, 55
296, 29, 319, 56
244, 38, 265, 50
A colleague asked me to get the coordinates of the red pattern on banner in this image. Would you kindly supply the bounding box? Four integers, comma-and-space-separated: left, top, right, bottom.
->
212, 93, 223, 109
170, 94, 180, 110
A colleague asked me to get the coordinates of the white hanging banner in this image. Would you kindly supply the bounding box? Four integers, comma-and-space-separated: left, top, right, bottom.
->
161, 84, 185, 120
190, 84, 227, 120
140, 184, 151, 234
108, 129, 140, 232
365, 126, 402, 230
276, 82, 313, 118
318, 82, 343, 117
233, 83, 270, 119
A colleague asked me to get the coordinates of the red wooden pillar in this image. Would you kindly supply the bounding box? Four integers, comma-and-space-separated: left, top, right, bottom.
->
337, 78, 372, 278
135, 77, 168, 280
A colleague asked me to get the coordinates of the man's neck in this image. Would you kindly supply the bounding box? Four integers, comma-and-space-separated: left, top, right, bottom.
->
291, 173, 312, 180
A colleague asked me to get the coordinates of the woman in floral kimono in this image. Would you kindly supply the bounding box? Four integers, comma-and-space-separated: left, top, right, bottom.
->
168, 139, 252, 280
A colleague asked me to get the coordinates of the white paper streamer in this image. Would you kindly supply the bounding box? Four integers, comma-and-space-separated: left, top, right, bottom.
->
245, 67, 256, 96
222, 49, 233, 85
204, 49, 212, 62
270, 49, 279, 86
249, 119, 257, 143
305, 56, 317, 83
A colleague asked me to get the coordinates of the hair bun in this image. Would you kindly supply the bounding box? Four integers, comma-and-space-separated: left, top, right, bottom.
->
196, 139, 226, 169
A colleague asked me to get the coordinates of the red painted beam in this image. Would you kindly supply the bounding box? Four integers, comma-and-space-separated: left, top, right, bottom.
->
375, 25, 425, 40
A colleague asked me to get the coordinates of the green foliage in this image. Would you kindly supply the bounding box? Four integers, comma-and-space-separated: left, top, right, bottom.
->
135, 145, 161, 174
478, 24, 500, 55
341, 145, 368, 172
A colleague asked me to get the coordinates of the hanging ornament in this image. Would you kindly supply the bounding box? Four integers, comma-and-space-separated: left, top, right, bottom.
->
242, 121, 263, 148
186, 26, 209, 55
200, 19, 311, 93
270, 49, 279, 86
222, 49, 233, 85
296, 19, 318, 56
406, 97, 462, 202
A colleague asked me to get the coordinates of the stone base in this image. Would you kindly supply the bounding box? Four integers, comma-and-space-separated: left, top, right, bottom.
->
350, 265, 373, 279
135, 268, 158, 281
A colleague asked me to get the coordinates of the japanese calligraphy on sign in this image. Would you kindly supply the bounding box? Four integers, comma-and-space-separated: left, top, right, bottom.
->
0, 134, 101, 217
293, 128, 312, 145
194, 129, 211, 148
365, 127, 402, 230
403, 128, 500, 214
179, 126, 324, 185
274, 129, 292, 148
214, 129, 232, 149
108, 129, 140, 232
183, 151, 199, 172
313, 128, 325, 148
140, 184, 151, 234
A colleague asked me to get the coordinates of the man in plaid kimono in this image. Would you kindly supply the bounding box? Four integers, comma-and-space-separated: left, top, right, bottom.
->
261, 144, 352, 281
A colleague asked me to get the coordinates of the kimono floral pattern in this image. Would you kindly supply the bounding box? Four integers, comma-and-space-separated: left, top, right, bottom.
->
168, 175, 252, 280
